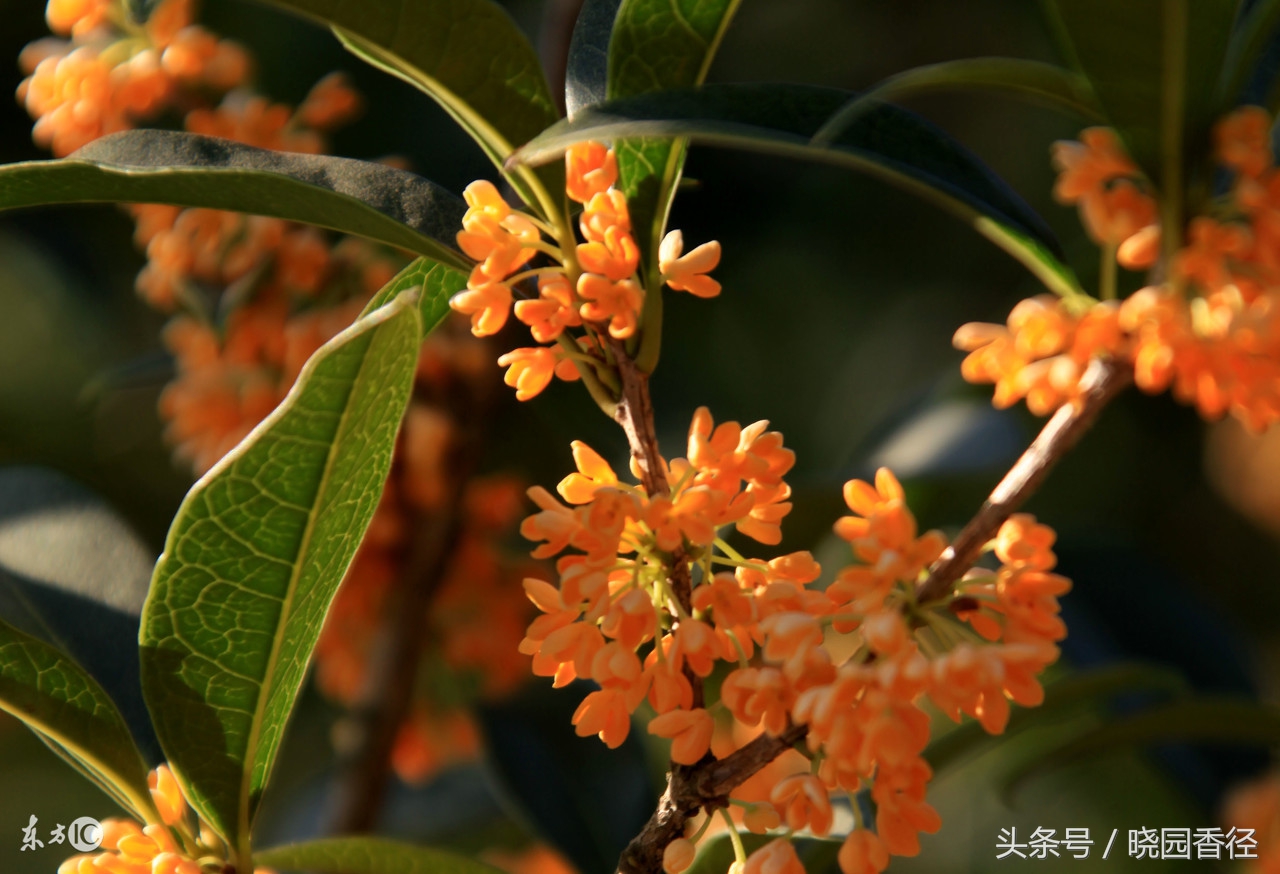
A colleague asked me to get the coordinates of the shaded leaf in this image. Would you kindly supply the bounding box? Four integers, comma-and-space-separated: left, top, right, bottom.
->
255, 836, 504, 874
926, 663, 1188, 775
255, 0, 563, 213
0, 130, 468, 270
511, 84, 1081, 299
256, 0, 556, 152
0, 466, 161, 762
1041, 0, 1237, 213
1221, 0, 1280, 108
566, 0, 623, 118
477, 681, 653, 874
812, 57, 1102, 147
123, 0, 162, 23
606, 0, 742, 357
1004, 697, 1280, 803
139, 274, 438, 858
0, 616, 155, 821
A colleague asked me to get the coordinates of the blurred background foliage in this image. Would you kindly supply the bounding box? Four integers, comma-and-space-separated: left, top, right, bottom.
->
1, 1, 1279, 872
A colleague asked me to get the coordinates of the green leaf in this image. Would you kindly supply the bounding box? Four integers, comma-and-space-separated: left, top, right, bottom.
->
0, 617, 155, 821
258, 0, 556, 153
511, 84, 1083, 301
1003, 697, 1280, 803
606, 0, 742, 367
363, 255, 468, 322
255, 837, 505, 874
0, 467, 163, 761
925, 663, 1188, 774
139, 268, 445, 862
566, 0, 622, 117
255, 0, 562, 216
1221, 0, 1280, 108
1041, 0, 1238, 229
812, 58, 1103, 147
0, 130, 469, 271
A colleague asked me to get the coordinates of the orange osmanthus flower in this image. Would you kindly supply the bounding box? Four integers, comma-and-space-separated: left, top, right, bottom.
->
448, 140, 721, 401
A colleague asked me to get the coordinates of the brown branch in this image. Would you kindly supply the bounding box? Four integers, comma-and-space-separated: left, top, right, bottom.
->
327, 347, 497, 833
618, 725, 809, 874
609, 337, 669, 497
326, 491, 464, 833
694, 724, 809, 798
914, 356, 1132, 605
607, 334, 794, 874
609, 345, 1129, 874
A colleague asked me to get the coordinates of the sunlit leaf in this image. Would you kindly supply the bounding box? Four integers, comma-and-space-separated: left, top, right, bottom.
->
512, 84, 1082, 300
0, 130, 469, 270
1003, 697, 1280, 802
363, 255, 468, 321
0, 617, 155, 821
138, 265, 450, 859
255, 837, 504, 874
812, 57, 1103, 147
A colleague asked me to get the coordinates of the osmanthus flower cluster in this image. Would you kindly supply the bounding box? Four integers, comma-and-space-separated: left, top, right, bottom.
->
519, 445, 1069, 874
58, 764, 274, 874
448, 141, 721, 401
486, 214, 1069, 868
955, 109, 1280, 431
17, 0, 391, 470
441, 138, 1076, 874
18, 0, 540, 792
18, 0, 249, 156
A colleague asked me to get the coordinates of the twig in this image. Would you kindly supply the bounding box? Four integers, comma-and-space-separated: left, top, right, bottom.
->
326, 490, 465, 833
914, 356, 1131, 605
609, 347, 1130, 874
604, 335, 699, 662
609, 336, 668, 497
606, 334, 745, 874
618, 725, 809, 874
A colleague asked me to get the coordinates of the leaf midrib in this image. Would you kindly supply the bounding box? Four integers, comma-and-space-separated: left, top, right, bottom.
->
232, 292, 416, 860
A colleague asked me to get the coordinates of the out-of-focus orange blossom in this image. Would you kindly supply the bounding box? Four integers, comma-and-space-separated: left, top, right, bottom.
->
18, 0, 539, 794
957, 109, 1280, 433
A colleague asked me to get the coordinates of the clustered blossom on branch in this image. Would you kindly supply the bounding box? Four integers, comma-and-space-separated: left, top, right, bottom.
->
453, 141, 1074, 874
956, 111, 1280, 430
448, 141, 721, 400
18, 0, 540, 795
519, 446, 1068, 873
